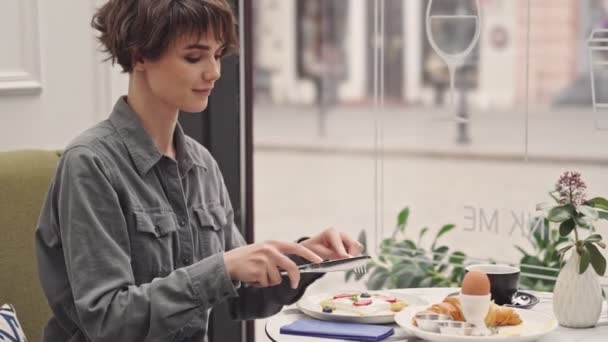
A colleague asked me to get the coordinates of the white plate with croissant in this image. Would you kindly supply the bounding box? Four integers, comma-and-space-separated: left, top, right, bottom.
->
395, 296, 558, 342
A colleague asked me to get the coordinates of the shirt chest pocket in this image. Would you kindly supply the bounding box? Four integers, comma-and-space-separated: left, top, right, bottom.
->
193, 205, 227, 255
131, 210, 178, 282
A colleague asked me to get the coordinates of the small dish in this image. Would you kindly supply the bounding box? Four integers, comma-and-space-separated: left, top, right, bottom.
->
438, 321, 475, 336
447, 291, 540, 309
414, 313, 453, 333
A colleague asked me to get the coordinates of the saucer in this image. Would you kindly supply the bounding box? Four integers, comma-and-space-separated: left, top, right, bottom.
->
447, 291, 540, 309
504, 291, 540, 309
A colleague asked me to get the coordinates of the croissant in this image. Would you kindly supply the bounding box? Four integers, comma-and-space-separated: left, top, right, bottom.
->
417, 296, 522, 327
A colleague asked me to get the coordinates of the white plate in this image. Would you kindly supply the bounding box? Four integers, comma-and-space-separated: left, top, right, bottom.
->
296, 291, 428, 324
395, 305, 558, 342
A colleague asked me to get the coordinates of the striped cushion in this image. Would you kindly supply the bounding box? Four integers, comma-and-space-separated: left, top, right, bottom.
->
0, 304, 28, 342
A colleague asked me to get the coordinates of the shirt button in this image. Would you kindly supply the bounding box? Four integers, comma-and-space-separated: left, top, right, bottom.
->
183, 257, 191, 265
179, 219, 186, 227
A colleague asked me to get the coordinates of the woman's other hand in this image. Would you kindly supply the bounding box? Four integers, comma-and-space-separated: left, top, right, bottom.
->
300, 228, 364, 261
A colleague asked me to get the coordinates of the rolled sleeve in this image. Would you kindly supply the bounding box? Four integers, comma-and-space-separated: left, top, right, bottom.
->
185, 253, 239, 307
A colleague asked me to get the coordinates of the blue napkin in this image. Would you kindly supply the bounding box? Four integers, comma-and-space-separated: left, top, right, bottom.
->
280, 319, 394, 342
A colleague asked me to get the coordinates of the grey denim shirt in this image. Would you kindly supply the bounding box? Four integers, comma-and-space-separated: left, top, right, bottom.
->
35, 98, 321, 342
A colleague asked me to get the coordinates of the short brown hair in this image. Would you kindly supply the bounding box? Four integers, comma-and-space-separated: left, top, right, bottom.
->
92, 0, 238, 73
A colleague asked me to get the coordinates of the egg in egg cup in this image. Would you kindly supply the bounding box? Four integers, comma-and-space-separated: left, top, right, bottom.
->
460, 271, 492, 336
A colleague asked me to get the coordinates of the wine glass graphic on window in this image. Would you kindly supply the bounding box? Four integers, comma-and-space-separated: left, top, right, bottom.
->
426, 0, 481, 122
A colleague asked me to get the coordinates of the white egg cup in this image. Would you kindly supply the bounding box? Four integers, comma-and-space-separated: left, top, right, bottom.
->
459, 293, 492, 336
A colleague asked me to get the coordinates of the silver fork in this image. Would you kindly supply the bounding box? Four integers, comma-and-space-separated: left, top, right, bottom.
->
280, 255, 371, 275
353, 264, 368, 274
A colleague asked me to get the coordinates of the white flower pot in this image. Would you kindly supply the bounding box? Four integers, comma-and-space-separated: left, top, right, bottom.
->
553, 251, 603, 328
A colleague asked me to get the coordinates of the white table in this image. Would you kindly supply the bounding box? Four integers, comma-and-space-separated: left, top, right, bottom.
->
265, 288, 608, 342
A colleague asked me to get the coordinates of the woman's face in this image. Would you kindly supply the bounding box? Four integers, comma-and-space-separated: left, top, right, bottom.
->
135, 31, 225, 113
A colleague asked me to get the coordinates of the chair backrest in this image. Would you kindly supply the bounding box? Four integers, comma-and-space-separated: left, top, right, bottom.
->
0, 150, 60, 342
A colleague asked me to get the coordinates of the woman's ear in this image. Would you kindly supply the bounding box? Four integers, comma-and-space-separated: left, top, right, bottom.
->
132, 50, 146, 72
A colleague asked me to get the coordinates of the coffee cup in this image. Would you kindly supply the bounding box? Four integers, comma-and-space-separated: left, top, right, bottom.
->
465, 264, 520, 306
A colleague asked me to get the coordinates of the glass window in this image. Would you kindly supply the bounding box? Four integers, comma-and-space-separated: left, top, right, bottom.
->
251, 1, 608, 339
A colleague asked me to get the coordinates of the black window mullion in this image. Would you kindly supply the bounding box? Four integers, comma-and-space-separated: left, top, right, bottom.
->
177, 0, 254, 341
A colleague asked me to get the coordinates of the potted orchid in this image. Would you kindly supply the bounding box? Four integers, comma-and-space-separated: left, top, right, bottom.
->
540, 171, 608, 328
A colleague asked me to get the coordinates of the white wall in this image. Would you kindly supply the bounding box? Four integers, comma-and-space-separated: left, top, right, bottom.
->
0, 0, 124, 151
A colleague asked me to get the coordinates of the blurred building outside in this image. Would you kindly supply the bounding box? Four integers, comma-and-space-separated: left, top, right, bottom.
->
253, 0, 607, 109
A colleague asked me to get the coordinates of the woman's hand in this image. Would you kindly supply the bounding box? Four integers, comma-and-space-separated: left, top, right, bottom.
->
299, 228, 364, 261
224, 240, 323, 289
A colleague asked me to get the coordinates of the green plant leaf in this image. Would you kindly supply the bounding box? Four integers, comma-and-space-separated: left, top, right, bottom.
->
584, 234, 603, 244
418, 227, 429, 245
399, 240, 418, 256
548, 204, 575, 222
381, 238, 397, 256
403, 239, 418, 249
531, 217, 550, 250
520, 255, 543, 272
519, 252, 559, 291
394, 270, 415, 288
431, 224, 455, 250
390, 261, 410, 272
429, 274, 447, 287
437, 224, 456, 239
574, 216, 593, 229
577, 205, 599, 220
392, 264, 419, 288
450, 267, 465, 284
559, 219, 575, 237
366, 267, 390, 290
449, 251, 466, 265
433, 246, 449, 262
588, 197, 608, 211
586, 242, 607, 276
403, 274, 425, 288
397, 207, 410, 233
389, 243, 407, 258
579, 248, 591, 274
598, 211, 608, 221
413, 254, 432, 270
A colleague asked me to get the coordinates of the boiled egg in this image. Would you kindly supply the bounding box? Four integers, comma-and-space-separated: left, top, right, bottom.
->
461, 271, 490, 295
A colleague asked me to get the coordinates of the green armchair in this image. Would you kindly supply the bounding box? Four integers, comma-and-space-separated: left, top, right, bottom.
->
0, 150, 60, 342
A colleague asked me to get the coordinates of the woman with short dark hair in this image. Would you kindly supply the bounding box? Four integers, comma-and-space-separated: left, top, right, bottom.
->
35, 1, 362, 341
